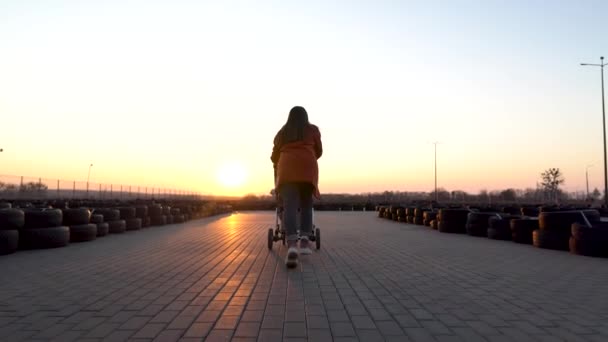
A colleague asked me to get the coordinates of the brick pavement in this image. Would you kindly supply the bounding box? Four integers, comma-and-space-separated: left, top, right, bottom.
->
0, 212, 607, 341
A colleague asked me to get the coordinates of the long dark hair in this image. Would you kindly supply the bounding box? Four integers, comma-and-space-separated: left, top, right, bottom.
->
280, 106, 310, 144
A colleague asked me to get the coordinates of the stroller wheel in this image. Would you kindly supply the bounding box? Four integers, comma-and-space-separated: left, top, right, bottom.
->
267, 228, 274, 250
315, 228, 321, 250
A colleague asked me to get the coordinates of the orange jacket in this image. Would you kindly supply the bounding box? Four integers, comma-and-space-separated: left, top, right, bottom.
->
271, 124, 323, 198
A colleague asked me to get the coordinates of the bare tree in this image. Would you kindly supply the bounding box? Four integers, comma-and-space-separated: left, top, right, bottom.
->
540, 168, 565, 203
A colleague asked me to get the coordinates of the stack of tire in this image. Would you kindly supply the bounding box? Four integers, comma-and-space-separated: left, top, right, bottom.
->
90, 212, 109, 237
521, 206, 540, 217
171, 208, 185, 223
405, 207, 416, 224
413, 208, 427, 225
135, 206, 150, 228
534, 210, 600, 251
438, 208, 470, 233
465, 212, 498, 237
423, 211, 437, 227
570, 222, 608, 258
149, 204, 166, 226
487, 214, 520, 240
163, 206, 173, 224
510, 218, 538, 244
378, 206, 387, 218
396, 207, 407, 222
21, 208, 69, 249
62, 208, 97, 242
93, 208, 126, 234
0, 205, 23, 255
119, 207, 142, 231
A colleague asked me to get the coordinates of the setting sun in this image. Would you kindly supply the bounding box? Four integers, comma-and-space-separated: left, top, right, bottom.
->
216, 161, 248, 188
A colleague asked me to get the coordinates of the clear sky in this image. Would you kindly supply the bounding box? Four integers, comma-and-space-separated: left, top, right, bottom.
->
1, 0, 607, 197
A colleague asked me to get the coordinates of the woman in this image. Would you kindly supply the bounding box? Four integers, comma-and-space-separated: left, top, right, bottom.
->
271, 106, 322, 267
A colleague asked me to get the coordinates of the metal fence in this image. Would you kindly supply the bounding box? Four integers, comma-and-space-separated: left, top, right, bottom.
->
0, 174, 201, 201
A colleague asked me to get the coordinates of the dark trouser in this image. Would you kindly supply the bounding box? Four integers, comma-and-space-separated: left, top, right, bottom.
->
279, 182, 313, 242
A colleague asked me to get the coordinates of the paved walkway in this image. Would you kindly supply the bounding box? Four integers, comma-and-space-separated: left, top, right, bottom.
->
0, 212, 607, 342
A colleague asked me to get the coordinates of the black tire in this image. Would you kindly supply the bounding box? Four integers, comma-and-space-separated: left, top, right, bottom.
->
315, 228, 321, 250
148, 205, 163, 217
23, 209, 63, 229
0, 209, 25, 230
569, 236, 608, 258
96, 222, 109, 237
430, 220, 438, 230
439, 220, 464, 233
174, 215, 185, 224
166, 215, 174, 224
118, 207, 136, 220
151, 215, 166, 226
135, 206, 148, 219
170, 208, 181, 216
0, 230, 19, 255
19, 226, 69, 249
70, 224, 97, 242
268, 228, 273, 250
539, 210, 599, 233
143, 216, 151, 228
93, 209, 120, 222
108, 220, 127, 234
510, 218, 538, 244
571, 222, 608, 240
532, 229, 570, 251
413, 217, 424, 225
487, 216, 518, 240
162, 207, 171, 216
62, 208, 91, 226
90, 214, 104, 224
126, 218, 142, 231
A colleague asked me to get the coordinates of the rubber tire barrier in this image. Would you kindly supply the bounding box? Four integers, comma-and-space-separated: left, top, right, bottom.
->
96, 222, 109, 237
532, 229, 570, 251
406, 216, 414, 224
438, 209, 470, 233
162, 207, 171, 216
93, 209, 120, 222
108, 220, 127, 234
70, 224, 97, 242
126, 218, 142, 231
24, 209, 62, 229
510, 219, 538, 244
0, 230, 18, 255
414, 217, 424, 225
430, 220, 438, 230
0, 209, 25, 230
135, 206, 148, 219
166, 215, 174, 224
569, 222, 608, 257
19, 226, 69, 249
466, 212, 498, 237
62, 208, 91, 226
174, 215, 185, 224
118, 207, 136, 220
143, 217, 151, 228
423, 211, 437, 226
539, 210, 600, 234
414, 208, 427, 218
90, 214, 104, 224
397, 217, 407, 223
170, 208, 181, 216
487, 215, 520, 240
149, 205, 163, 217
151, 215, 167, 226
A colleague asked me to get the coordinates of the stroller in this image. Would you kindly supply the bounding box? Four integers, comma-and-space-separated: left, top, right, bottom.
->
268, 168, 321, 250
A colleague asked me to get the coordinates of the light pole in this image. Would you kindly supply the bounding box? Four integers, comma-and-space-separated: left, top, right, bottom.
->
581, 56, 607, 205
86, 164, 93, 198
586, 164, 593, 200
430, 142, 441, 202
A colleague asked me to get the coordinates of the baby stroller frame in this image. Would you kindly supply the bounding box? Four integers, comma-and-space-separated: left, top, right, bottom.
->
267, 188, 321, 250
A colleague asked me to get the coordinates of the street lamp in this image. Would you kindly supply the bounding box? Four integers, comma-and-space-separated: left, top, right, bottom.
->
429, 142, 442, 202
86, 164, 93, 197
586, 164, 593, 200
581, 56, 607, 205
